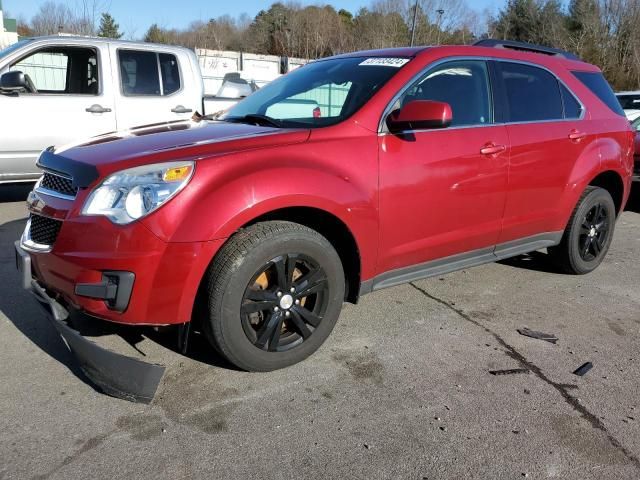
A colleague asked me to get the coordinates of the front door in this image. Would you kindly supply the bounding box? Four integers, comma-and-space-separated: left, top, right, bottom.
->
378, 59, 509, 277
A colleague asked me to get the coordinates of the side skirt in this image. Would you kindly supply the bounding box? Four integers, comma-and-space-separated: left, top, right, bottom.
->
359, 232, 563, 295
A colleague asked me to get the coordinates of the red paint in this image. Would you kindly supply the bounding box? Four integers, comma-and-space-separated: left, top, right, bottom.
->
26, 45, 633, 325
388, 100, 452, 130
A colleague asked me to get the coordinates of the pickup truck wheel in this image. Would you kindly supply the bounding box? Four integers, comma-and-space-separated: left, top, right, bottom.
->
205, 221, 345, 371
548, 186, 616, 274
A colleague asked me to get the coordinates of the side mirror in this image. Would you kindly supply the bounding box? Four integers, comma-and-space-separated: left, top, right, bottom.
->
387, 100, 452, 132
0, 71, 29, 91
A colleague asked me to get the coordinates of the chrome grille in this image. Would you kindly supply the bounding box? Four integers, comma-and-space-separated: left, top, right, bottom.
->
40, 172, 77, 197
29, 214, 62, 246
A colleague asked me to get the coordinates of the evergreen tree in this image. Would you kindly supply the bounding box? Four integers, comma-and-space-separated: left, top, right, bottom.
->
97, 13, 122, 39
144, 23, 169, 44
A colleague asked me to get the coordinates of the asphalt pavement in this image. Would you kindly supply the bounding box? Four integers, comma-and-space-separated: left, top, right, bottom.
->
1, 183, 639, 480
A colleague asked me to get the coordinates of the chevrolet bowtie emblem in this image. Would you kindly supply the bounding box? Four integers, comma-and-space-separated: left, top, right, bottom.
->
26, 190, 46, 214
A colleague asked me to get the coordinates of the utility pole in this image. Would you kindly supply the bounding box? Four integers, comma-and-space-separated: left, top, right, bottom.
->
410, 0, 419, 47
436, 9, 445, 45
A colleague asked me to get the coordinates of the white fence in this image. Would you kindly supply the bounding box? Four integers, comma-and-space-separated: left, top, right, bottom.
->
11, 51, 68, 91
197, 48, 308, 96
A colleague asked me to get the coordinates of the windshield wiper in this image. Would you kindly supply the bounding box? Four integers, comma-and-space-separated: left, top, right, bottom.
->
225, 114, 283, 128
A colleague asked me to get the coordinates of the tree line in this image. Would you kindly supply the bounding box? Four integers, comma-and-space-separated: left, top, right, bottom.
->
10, 0, 640, 90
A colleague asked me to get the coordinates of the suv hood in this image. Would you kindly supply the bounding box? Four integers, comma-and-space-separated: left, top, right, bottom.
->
47, 119, 310, 185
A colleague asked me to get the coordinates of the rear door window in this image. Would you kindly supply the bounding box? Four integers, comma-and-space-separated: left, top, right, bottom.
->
159, 53, 181, 95
573, 71, 625, 116
498, 62, 563, 122
118, 50, 181, 96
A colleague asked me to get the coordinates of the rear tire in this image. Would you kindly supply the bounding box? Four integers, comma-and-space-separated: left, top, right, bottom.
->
204, 221, 345, 371
548, 186, 616, 274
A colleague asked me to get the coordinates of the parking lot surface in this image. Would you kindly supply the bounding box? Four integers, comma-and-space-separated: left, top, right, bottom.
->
1, 185, 639, 480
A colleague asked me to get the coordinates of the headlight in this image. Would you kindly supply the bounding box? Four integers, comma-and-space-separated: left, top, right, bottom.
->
82, 161, 194, 224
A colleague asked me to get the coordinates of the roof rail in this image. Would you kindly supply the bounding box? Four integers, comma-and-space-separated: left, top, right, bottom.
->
473, 39, 580, 61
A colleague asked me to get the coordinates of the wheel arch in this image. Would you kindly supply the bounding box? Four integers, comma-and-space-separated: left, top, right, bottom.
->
587, 170, 625, 215
238, 206, 362, 304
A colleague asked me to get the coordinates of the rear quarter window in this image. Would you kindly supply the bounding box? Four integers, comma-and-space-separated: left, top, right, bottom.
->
572, 71, 625, 116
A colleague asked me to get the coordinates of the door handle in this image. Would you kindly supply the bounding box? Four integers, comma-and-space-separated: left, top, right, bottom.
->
171, 105, 193, 114
480, 144, 506, 156
568, 130, 587, 141
85, 104, 112, 113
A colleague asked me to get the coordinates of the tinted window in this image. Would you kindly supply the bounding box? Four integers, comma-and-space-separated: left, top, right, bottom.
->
573, 71, 625, 116
398, 60, 492, 126
560, 84, 582, 119
159, 53, 180, 95
617, 94, 640, 110
499, 62, 563, 122
118, 50, 160, 96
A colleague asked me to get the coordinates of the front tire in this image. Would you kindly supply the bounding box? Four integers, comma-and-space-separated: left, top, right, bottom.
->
549, 186, 616, 274
205, 221, 345, 371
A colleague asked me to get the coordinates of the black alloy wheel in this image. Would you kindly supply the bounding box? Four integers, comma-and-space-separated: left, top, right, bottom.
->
241, 254, 329, 352
205, 221, 345, 371
549, 186, 616, 274
577, 202, 610, 262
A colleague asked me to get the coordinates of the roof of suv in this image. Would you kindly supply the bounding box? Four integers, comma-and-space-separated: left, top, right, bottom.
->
327, 40, 597, 71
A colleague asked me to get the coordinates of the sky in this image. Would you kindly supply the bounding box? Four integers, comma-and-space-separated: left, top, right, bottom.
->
3, 0, 500, 37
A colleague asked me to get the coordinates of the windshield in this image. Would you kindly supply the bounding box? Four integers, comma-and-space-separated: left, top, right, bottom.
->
221, 56, 410, 128
617, 94, 640, 110
0, 40, 32, 61
632, 116, 640, 131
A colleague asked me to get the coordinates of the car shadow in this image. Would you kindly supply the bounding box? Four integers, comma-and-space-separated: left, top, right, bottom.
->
0, 214, 236, 399
625, 185, 640, 213
498, 250, 566, 274
0, 183, 35, 203
0, 217, 89, 385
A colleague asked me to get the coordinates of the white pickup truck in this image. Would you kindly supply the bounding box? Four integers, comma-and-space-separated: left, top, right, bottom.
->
0, 36, 253, 183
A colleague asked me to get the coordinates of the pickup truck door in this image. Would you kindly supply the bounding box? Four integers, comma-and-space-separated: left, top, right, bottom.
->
108, 45, 200, 129
377, 59, 509, 278
0, 43, 116, 183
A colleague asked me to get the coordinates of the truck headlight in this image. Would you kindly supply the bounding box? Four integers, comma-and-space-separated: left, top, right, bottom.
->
82, 161, 194, 224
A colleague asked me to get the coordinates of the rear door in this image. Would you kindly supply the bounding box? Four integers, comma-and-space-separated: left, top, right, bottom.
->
493, 61, 596, 245
109, 46, 199, 128
0, 44, 116, 182
377, 59, 510, 277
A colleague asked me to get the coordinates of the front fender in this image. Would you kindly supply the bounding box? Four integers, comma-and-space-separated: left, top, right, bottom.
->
142, 135, 380, 280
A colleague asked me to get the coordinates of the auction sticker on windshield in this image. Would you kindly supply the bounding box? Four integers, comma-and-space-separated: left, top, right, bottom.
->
359, 58, 410, 67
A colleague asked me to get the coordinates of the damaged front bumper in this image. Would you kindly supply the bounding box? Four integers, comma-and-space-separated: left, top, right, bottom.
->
15, 241, 166, 403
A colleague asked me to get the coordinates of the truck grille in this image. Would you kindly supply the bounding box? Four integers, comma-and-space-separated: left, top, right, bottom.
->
29, 214, 63, 246
40, 172, 77, 197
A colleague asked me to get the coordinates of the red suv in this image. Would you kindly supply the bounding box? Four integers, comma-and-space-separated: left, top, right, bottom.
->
16, 40, 634, 377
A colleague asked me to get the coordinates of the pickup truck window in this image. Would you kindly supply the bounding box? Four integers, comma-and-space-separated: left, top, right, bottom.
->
222, 56, 408, 128
10, 47, 99, 95
159, 53, 180, 95
118, 50, 181, 96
